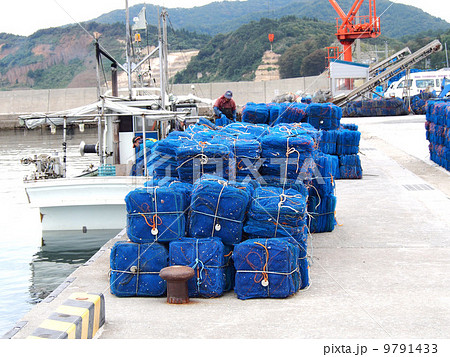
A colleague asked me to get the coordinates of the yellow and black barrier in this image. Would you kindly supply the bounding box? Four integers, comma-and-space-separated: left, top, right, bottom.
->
28, 292, 105, 339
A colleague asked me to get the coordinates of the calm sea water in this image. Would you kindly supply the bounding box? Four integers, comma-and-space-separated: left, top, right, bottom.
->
0, 126, 121, 337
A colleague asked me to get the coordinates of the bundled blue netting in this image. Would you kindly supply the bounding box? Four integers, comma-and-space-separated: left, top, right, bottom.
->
189, 175, 251, 245
110, 241, 168, 297
195, 117, 217, 130
340, 123, 358, 131
306, 103, 342, 130
211, 134, 261, 179
426, 100, 450, 171
426, 99, 450, 126
268, 102, 308, 126
343, 98, 408, 117
429, 143, 450, 170
243, 186, 308, 244
125, 186, 188, 243
260, 134, 316, 180
169, 237, 233, 298
339, 154, 363, 179
268, 123, 321, 145
330, 155, 340, 180
409, 92, 436, 114
176, 141, 232, 183
425, 122, 448, 146
307, 192, 337, 233
336, 129, 361, 155
318, 130, 338, 155
233, 238, 300, 299
147, 136, 197, 178
312, 152, 335, 197
241, 102, 270, 124
219, 122, 269, 139
215, 114, 235, 127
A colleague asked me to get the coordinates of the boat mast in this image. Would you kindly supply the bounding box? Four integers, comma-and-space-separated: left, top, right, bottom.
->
159, 9, 168, 109
125, 0, 133, 100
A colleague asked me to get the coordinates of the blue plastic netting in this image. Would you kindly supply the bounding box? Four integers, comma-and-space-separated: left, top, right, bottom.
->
110, 241, 168, 297
312, 152, 335, 197
169, 237, 233, 298
125, 186, 188, 243
339, 154, 363, 179
426, 100, 450, 171
409, 92, 436, 115
268, 102, 308, 126
318, 130, 338, 155
189, 175, 251, 245
219, 122, 269, 139
241, 102, 270, 124
233, 238, 300, 299
336, 129, 361, 155
306, 103, 342, 130
243, 185, 308, 244
343, 98, 408, 117
260, 134, 315, 181
176, 141, 233, 183
307, 192, 337, 233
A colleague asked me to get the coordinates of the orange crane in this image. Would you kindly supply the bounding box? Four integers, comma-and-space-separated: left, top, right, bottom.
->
328, 0, 381, 62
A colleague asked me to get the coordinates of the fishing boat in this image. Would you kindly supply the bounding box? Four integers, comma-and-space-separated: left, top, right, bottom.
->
19, 5, 209, 233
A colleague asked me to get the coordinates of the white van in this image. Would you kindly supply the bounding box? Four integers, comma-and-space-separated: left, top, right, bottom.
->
384, 69, 450, 98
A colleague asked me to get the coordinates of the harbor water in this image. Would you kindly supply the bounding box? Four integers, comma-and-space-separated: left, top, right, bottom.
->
0, 126, 121, 336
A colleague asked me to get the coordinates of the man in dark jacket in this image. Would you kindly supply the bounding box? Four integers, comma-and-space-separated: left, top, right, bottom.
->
214, 90, 236, 121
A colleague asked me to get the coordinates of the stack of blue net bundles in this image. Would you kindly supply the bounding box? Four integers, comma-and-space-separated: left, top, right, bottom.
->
311, 152, 335, 197
343, 98, 408, 117
125, 186, 188, 243
241, 102, 270, 124
189, 175, 251, 245
336, 129, 361, 155
219, 122, 268, 139
169, 237, 233, 298
176, 141, 232, 183
109, 241, 168, 297
212, 133, 261, 180
268, 123, 321, 145
243, 186, 308, 243
307, 192, 337, 233
195, 117, 217, 130
318, 130, 338, 154
306, 103, 342, 130
215, 114, 234, 127
339, 154, 363, 179
409, 92, 436, 115
425, 99, 450, 171
233, 238, 301, 299
341, 123, 358, 131
147, 134, 196, 179
260, 133, 316, 181
268, 102, 308, 126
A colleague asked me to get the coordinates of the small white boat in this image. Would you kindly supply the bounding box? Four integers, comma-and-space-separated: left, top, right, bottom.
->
19, 6, 209, 233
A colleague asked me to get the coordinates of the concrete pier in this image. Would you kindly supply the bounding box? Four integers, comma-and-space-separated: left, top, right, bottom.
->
8, 114, 450, 340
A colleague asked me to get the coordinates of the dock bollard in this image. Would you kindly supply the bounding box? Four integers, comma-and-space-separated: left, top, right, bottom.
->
159, 266, 195, 304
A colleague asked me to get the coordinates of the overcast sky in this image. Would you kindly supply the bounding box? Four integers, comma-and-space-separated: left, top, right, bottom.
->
0, 0, 448, 37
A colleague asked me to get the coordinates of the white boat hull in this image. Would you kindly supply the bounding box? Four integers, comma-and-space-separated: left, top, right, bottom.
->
24, 176, 148, 231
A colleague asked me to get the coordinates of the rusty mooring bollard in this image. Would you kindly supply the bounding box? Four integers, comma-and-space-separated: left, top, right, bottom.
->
159, 265, 195, 304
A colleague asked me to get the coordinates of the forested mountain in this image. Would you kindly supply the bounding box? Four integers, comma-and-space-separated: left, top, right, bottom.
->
94, 0, 450, 39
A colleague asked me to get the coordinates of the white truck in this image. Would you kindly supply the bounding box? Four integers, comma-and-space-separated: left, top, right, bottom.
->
384, 68, 450, 98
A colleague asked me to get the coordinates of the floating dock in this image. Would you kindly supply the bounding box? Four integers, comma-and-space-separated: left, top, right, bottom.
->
7, 114, 450, 339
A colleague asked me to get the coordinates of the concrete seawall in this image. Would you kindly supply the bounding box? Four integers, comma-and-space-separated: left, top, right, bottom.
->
0, 75, 329, 129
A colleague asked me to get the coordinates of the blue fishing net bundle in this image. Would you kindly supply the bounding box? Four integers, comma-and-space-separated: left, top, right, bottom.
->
110, 241, 168, 297
311, 152, 335, 197
260, 134, 316, 181
409, 92, 436, 115
306, 103, 342, 130
188, 175, 251, 245
233, 238, 301, 299
219, 122, 269, 139
268, 102, 308, 126
340, 123, 359, 131
343, 98, 408, 117
268, 122, 321, 145
426, 100, 450, 171
336, 129, 361, 155
211, 133, 262, 179
176, 141, 233, 183
125, 186, 188, 243
243, 186, 308, 244
318, 130, 338, 154
169, 237, 233, 298
339, 154, 363, 179
241, 102, 270, 124
307, 191, 337, 233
